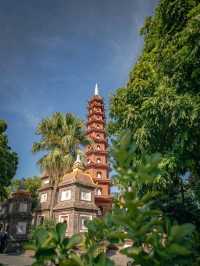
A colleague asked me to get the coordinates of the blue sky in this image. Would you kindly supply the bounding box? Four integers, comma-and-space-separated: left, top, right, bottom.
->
0, 0, 158, 178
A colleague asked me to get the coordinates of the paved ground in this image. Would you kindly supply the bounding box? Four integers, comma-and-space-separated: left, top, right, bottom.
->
0, 254, 33, 266
0, 253, 130, 266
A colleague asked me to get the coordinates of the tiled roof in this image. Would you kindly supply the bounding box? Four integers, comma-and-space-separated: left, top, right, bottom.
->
59, 169, 96, 188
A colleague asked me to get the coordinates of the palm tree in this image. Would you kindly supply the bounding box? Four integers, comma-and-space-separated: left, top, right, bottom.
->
32, 112, 90, 218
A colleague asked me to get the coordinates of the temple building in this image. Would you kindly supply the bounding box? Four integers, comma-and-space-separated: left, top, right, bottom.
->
85, 84, 112, 216
0, 182, 32, 252
34, 85, 112, 235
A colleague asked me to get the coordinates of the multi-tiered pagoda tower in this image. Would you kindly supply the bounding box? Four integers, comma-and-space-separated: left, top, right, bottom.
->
85, 84, 112, 216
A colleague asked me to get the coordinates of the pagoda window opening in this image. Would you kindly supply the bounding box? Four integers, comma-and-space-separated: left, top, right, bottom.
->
97, 158, 101, 164
60, 190, 71, 201
9, 203, 13, 213
59, 215, 69, 233
87, 159, 91, 164
88, 145, 91, 151
80, 215, 92, 232
96, 124, 100, 129
81, 191, 91, 201
98, 206, 103, 216
16, 222, 27, 235
96, 188, 102, 196
97, 145, 101, 150
19, 202, 28, 212
96, 134, 100, 139
38, 216, 44, 225
97, 172, 102, 178
40, 193, 47, 203
43, 179, 49, 185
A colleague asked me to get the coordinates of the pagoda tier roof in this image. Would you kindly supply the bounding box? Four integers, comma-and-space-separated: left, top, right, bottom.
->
87, 138, 108, 145
93, 178, 110, 184
40, 173, 49, 179
11, 190, 31, 198
88, 96, 103, 103
87, 111, 105, 118
86, 128, 106, 134
59, 169, 96, 188
87, 119, 105, 126
87, 103, 104, 109
38, 185, 53, 192
86, 162, 109, 170
95, 195, 113, 203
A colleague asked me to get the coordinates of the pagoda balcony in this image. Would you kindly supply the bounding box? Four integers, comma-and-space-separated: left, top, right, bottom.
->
87, 110, 105, 118
88, 103, 104, 110
87, 117, 105, 122
93, 178, 110, 184
88, 138, 108, 145
86, 128, 105, 134
87, 119, 105, 126
86, 162, 109, 170
86, 149, 108, 156
88, 96, 104, 104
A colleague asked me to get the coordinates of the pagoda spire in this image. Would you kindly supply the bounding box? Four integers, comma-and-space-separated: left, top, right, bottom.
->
73, 153, 84, 171
94, 83, 99, 96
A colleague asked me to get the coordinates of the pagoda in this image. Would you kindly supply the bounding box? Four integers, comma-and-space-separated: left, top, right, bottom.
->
85, 84, 112, 216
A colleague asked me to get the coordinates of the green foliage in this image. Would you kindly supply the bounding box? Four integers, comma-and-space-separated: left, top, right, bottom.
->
29, 219, 56, 239
7, 176, 41, 210
80, 215, 120, 266
26, 223, 82, 266
109, 0, 200, 228
27, 221, 114, 266
0, 119, 18, 200
109, 0, 200, 180
109, 133, 198, 265
32, 112, 90, 180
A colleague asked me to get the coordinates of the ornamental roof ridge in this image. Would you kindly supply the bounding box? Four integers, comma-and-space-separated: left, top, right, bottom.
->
61, 167, 96, 188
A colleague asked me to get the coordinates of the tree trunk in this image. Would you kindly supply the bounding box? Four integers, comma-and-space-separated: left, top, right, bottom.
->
49, 181, 58, 219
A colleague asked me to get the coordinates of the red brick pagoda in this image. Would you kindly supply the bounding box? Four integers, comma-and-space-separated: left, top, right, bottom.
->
85, 84, 112, 216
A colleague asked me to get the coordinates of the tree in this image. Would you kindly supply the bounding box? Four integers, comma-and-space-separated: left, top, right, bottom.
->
0, 120, 18, 200
7, 176, 41, 210
32, 112, 90, 218
109, 0, 200, 222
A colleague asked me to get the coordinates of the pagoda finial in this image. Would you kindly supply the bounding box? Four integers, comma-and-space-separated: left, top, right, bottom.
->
73, 153, 84, 171
94, 83, 99, 96
76, 154, 81, 163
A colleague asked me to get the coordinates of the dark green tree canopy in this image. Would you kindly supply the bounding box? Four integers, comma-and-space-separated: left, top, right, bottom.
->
0, 120, 18, 200
109, 0, 200, 178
